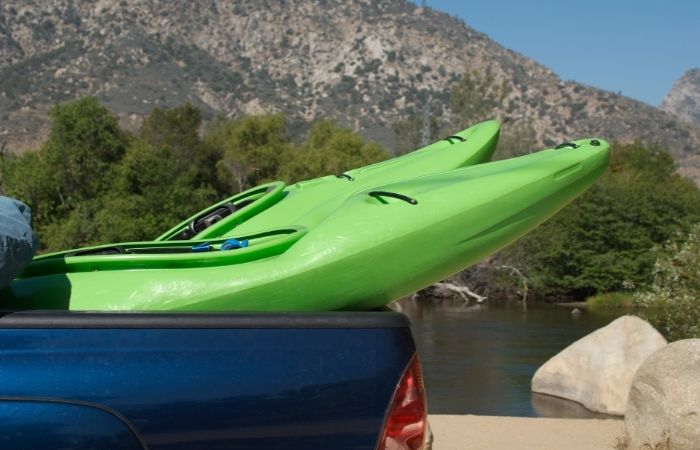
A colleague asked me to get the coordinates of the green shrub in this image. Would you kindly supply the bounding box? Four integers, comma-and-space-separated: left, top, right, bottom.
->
502, 142, 700, 299
586, 292, 636, 309
634, 224, 700, 341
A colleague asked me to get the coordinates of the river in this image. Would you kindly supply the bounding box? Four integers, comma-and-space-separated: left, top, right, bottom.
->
403, 300, 622, 418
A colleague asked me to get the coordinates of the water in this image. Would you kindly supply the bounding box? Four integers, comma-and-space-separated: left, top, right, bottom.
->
403, 301, 622, 418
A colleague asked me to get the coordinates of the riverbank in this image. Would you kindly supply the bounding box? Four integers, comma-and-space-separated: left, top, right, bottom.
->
429, 415, 623, 449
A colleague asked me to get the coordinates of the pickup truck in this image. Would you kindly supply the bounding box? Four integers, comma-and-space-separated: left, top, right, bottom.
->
0, 310, 427, 450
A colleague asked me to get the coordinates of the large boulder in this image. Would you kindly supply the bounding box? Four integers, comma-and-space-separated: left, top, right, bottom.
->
625, 339, 700, 449
531, 315, 667, 415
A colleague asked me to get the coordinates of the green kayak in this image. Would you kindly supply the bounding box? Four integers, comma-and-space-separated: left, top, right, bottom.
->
4, 139, 609, 312
157, 120, 501, 240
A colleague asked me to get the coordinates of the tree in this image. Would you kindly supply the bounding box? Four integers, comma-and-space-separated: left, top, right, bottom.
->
0, 97, 130, 250
139, 103, 223, 190
140, 103, 202, 168
210, 114, 291, 192
498, 142, 700, 299
277, 120, 387, 183
451, 71, 510, 124
635, 224, 700, 340
43, 97, 128, 203
93, 139, 216, 243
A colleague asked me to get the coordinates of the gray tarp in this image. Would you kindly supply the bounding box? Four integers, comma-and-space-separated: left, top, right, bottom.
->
0, 196, 38, 288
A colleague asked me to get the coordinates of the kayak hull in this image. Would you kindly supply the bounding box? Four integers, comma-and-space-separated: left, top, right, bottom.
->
4, 139, 610, 312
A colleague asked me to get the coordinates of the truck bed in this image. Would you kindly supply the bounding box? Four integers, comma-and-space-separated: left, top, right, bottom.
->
0, 311, 416, 450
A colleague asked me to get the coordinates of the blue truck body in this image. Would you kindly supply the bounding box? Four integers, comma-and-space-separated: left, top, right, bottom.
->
0, 311, 416, 449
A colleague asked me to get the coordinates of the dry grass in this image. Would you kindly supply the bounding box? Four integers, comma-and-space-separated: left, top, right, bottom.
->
614, 431, 671, 450
614, 435, 629, 449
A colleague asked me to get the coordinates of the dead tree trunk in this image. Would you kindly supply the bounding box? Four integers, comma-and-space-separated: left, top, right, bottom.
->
498, 265, 529, 310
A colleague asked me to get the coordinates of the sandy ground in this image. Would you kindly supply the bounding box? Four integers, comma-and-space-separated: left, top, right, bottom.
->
429, 415, 624, 450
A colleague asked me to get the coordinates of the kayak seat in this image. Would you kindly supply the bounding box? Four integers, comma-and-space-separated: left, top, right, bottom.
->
157, 182, 286, 241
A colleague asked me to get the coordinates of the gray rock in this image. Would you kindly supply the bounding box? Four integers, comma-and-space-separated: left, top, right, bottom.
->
661, 68, 700, 127
625, 339, 700, 449
531, 315, 667, 415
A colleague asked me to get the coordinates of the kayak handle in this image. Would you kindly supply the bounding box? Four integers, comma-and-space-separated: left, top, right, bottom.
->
336, 173, 354, 181
368, 191, 418, 205
444, 135, 466, 144
555, 142, 580, 150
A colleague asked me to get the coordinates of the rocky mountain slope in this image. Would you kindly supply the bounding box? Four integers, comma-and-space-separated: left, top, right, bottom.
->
662, 68, 700, 181
662, 68, 700, 127
2, 0, 699, 171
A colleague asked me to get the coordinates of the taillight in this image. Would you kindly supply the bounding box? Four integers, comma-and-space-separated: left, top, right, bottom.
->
376, 354, 427, 450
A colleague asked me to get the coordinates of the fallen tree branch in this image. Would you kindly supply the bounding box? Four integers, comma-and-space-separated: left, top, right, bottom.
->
432, 282, 487, 303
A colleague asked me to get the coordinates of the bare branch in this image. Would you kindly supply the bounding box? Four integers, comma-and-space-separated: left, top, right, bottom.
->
220, 157, 251, 192
432, 282, 487, 303
497, 264, 529, 308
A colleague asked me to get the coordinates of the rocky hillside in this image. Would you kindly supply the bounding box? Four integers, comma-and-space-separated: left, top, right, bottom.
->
2, 0, 700, 169
662, 68, 700, 127
661, 69, 700, 181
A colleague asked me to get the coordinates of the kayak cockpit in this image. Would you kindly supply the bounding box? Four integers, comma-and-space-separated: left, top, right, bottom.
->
156, 181, 287, 241
19, 227, 306, 277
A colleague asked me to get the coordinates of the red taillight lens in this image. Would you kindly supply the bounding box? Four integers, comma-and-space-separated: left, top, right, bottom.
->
377, 355, 427, 450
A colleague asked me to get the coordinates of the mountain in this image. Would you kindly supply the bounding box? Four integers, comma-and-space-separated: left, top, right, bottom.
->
662, 68, 700, 127
2, 0, 700, 171
662, 68, 700, 182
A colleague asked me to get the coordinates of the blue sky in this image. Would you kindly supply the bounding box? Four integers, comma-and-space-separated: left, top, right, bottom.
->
417, 1, 699, 106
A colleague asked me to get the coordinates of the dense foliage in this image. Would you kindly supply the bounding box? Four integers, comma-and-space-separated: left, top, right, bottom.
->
634, 225, 700, 341
498, 142, 700, 299
0, 97, 388, 252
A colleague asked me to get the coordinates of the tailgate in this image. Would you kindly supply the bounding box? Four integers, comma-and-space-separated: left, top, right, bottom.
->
0, 311, 415, 450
